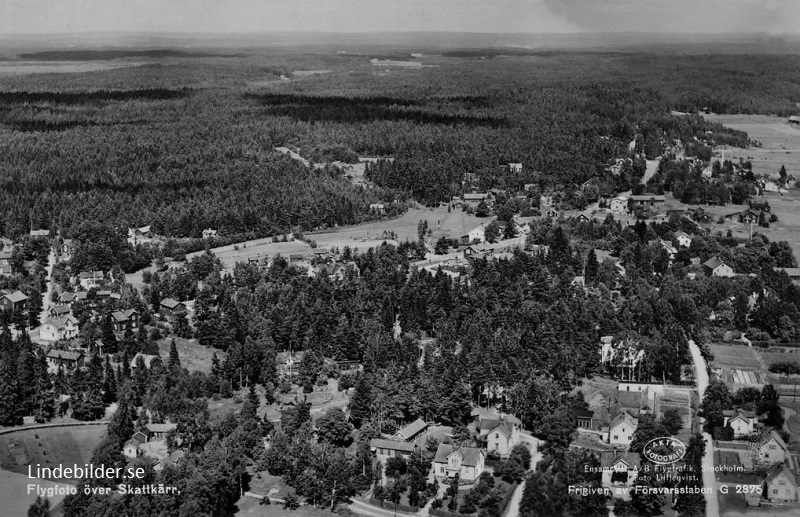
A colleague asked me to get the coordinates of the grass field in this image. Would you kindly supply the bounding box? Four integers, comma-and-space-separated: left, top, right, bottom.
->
235, 495, 344, 517
0, 469, 77, 517
705, 114, 800, 178
0, 425, 107, 475
157, 337, 220, 373
756, 348, 800, 368
708, 344, 761, 369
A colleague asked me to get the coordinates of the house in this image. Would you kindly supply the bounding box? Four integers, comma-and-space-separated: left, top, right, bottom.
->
395, 418, 428, 442
610, 196, 628, 215
130, 353, 162, 369
765, 464, 797, 503
575, 408, 594, 429
111, 309, 139, 332
59, 292, 76, 304
687, 207, 713, 224
757, 430, 788, 466
123, 437, 143, 460
40, 316, 79, 342
629, 195, 666, 208
789, 116, 800, 125
370, 438, 419, 461
507, 163, 523, 173
749, 200, 771, 213
146, 423, 177, 439
463, 193, 488, 207
127, 225, 152, 245
605, 412, 638, 446
30, 229, 50, 238
78, 271, 105, 290
0, 290, 28, 312
201, 228, 218, 239
153, 450, 185, 472
160, 298, 186, 318
461, 224, 486, 244
276, 351, 305, 377
545, 208, 559, 219
433, 444, 485, 482
49, 304, 71, 318
703, 257, 735, 278
45, 349, 85, 373
369, 203, 386, 215
722, 409, 757, 438
462, 245, 480, 259
572, 213, 591, 224
482, 418, 521, 458
600, 452, 641, 489
674, 231, 692, 248
737, 208, 761, 225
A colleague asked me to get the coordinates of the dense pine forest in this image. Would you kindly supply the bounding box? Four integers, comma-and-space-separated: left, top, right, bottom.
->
1, 50, 799, 241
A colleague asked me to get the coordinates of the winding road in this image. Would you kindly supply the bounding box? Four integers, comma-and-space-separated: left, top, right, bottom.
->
689, 339, 720, 517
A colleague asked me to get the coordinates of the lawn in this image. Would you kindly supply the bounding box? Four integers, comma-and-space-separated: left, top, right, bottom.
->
708, 344, 762, 369
0, 425, 106, 475
157, 336, 221, 373
235, 495, 345, 517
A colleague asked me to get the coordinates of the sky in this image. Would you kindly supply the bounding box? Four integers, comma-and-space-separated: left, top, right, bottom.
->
0, 0, 797, 35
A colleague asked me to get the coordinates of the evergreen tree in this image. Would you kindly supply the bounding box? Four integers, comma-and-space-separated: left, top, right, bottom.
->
0, 356, 23, 426
584, 248, 599, 282
349, 375, 373, 428
27, 496, 51, 517
107, 394, 135, 449
102, 356, 117, 404
33, 351, 55, 423
168, 339, 181, 370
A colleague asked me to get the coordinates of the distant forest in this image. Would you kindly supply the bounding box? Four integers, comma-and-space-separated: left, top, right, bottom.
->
0, 50, 798, 239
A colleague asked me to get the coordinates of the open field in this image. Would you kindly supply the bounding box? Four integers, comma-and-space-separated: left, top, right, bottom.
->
705, 114, 800, 178
235, 495, 339, 517
0, 425, 106, 475
708, 344, 762, 369
157, 337, 220, 374
0, 60, 145, 76
0, 468, 77, 517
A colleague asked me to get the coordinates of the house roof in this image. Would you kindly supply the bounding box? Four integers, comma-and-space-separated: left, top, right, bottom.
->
463, 193, 487, 201
574, 408, 594, 419
703, 257, 728, 270
111, 309, 138, 322
124, 437, 143, 448
674, 231, 691, 240
433, 443, 484, 467
617, 391, 643, 411
46, 349, 83, 361
610, 411, 638, 431
132, 431, 150, 441
160, 298, 182, 309
600, 452, 641, 469
776, 267, 800, 278
766, 464, 796, 487
370, 438, 418, 453
59, 292, 76, 302
44, 315, 78, 329
762, 429, 788, 451
147, 423, 177, 434
3, 290, 28, 303
51, 304, 71, 316
486, 421, 514, 438
396, 418, 428, 439
630, 195, 665, 202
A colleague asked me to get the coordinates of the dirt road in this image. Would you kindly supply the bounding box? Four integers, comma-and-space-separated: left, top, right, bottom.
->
689, 339, 720, 517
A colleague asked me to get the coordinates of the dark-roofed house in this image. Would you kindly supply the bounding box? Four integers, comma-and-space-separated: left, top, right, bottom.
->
46, 349, 85, 373
370, 438, 419, 461
776, 267, 800, 285
600, 452, 641, 489
111, 309, 140, 332
765, 464, 797, 503
433, 443, 485, 482
630, 195, 665, 208
160, 298, 186, 318
394, 418, 428, 442
575, 408, 594, 429
703, 257, 734, 278
0, 290, 28, 312
49, 304, 72, 318
147, 423, 177, 439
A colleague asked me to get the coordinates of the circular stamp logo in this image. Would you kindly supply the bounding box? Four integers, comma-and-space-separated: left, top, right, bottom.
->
643, 437, 687, 465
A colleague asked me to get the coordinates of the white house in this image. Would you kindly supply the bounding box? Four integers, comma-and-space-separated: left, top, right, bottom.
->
463, 224, 486, 244
479, 416, 522, 458
433, 444, 485, 482
605, 412, 638, 446
610, 196, 628, 215
600, 452, 641, 489
507, 163, 523, 173
765, 465, 797, 503
39, 316, 79, 342
722, 409, 757, 438
758, 430, 788, 466
674, 231, 692, 248
703, 257, 735, 278
202, 229, 218, 239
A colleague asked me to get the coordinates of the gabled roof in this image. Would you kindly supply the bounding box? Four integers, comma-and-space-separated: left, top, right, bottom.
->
762, 429, 788, 451
610, 411, 638, 431
160, 298, 182, 309
766, 464, 796, 487
486, 421, 514, 438
370, 438, 418, 453
617, 391, 643, 411
674, 230, 692, 240
433, 443, 484, 466
111, 309, 138, 322
51, 304, 71, 316
703, 257, 728, 270
396, 418, 427, 440
630, 195, 665, 202
46, 349, 83, 361
3, 290, 28, 303
463, 193, 487, 201
124, 437, 143, 448
600, 451, 641, 469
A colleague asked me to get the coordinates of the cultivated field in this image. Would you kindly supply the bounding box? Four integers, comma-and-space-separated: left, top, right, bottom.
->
705, 114, 800, 178
0, 425, 106, 475
708, 344, 762, 370
0, 469, 76, 517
